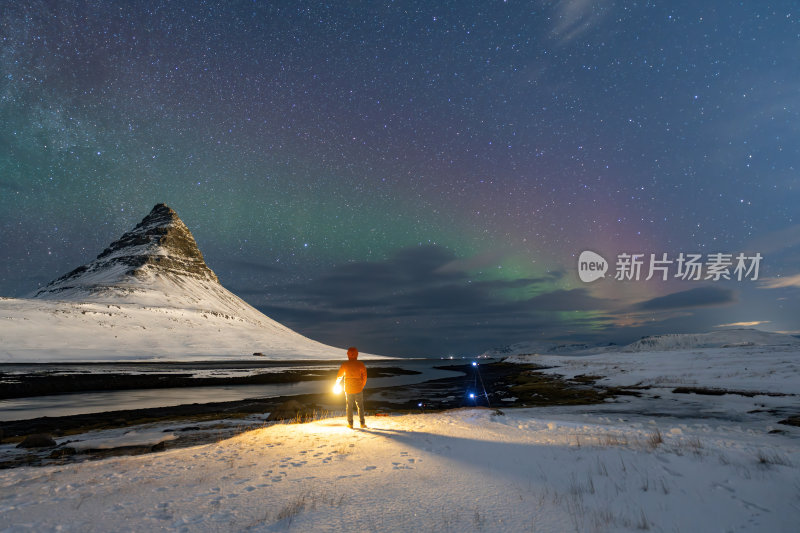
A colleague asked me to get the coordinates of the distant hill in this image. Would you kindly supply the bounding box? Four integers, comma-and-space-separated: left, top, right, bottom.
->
484, 329, 800, 358
621, 329, 800, 352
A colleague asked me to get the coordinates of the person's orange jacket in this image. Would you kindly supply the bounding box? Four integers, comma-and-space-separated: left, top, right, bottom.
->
337, 353, 367, 394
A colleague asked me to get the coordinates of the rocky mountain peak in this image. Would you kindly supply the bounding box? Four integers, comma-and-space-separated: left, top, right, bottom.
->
35, 204, 219, 298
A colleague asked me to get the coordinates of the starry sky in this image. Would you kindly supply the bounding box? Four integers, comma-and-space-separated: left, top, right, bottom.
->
1, 1, 799, 356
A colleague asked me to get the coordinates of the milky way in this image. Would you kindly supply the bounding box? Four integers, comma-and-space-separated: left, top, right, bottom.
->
1, 1, 798, 355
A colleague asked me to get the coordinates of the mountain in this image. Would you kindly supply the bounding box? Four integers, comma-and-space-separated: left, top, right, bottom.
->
33, 203, 220, 300
484, 329, 800, 359
621, 329, 800, 352
0, 204, 382, 362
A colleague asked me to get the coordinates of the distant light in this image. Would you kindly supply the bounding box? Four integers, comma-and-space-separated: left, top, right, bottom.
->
472, 362, 477, 366
469, 393, 475, 399
418, 402, 423, 407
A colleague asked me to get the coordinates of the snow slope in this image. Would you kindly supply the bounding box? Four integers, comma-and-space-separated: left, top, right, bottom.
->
504, 343, 800, 396
0, 278, 371, 362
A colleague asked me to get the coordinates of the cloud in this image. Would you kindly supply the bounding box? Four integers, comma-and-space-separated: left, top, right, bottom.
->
634, 286, 736, 311
435, 248, 511, 274
550, 0, 609, 45
759, 273, 800, 289
249, 244, 615, 356
714, 321, 770, 328
525, 288, 611, 311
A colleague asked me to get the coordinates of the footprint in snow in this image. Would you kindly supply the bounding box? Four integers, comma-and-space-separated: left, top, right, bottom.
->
364, 465, 377, 471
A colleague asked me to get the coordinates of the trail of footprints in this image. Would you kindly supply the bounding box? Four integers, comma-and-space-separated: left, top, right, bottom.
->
259, 442, 422, 483
180, 435, 424, 518
143, 436, 424, 523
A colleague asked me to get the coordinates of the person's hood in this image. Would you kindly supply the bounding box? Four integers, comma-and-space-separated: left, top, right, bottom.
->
348, 351, 358, 360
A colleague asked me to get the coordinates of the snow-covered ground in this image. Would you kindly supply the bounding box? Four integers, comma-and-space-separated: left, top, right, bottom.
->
1, 344, 798, 532
505, 343, 800, 397
0, 408, 797, 532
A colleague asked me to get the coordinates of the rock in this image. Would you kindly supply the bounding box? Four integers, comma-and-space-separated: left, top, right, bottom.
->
33, 203, 219, 298
17, 433, 57, 448
49, 447, 77, 458
266, 400, 317, 422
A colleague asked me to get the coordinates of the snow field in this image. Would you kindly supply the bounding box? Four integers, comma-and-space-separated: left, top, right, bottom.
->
1, 408, 797, 532
504, 344, 800, 395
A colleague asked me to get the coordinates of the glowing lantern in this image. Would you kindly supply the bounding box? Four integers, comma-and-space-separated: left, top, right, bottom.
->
333, 377, 343, 394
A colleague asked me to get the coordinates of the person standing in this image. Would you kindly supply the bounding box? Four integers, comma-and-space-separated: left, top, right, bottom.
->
336, 346, 367, 429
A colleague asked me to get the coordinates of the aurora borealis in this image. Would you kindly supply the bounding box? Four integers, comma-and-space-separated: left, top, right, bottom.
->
1, 1, 798, 356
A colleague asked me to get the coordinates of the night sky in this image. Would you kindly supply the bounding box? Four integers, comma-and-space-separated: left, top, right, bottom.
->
2, 1, 799, 356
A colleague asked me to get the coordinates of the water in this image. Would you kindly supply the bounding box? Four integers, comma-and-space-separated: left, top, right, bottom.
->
0, 360, 468, 421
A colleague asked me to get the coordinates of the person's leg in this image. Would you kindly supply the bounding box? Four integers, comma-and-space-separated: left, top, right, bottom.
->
345, 392, 354, 427
354, 391, 366, 426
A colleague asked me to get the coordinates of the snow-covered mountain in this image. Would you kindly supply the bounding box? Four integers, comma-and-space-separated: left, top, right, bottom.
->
621, 329, 800, 352
481, 340, 620, 358
32, 203, 222, 302
485, 329, 800, 358
0, 204, 383, 362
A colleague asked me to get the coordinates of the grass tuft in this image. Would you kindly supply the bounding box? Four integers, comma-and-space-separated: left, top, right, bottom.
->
646, 428, 663, 450
756, 450, 792, 467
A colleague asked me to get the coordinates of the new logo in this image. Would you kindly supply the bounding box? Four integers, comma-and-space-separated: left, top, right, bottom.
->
578, 251, 608, 282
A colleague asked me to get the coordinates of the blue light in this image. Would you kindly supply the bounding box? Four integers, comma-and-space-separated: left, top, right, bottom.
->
469, 393, 475, 399
418, 402, 423, 407
472, 362, 477, 366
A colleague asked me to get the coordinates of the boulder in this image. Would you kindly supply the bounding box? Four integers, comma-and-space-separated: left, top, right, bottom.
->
17, 433, 57, 448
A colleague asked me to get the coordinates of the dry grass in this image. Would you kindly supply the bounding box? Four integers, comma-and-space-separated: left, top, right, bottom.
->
597, 433, 629, 447
756, 450, 792, 467
274, 493, 307, 525
645, 428, 663, 450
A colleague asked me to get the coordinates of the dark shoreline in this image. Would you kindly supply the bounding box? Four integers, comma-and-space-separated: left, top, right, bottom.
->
0, 363, 419, 400
0, 362, 622, 469
1, 363, 614, 438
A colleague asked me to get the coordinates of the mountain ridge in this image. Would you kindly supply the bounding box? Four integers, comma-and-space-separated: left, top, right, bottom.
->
34, 203, 218, 299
